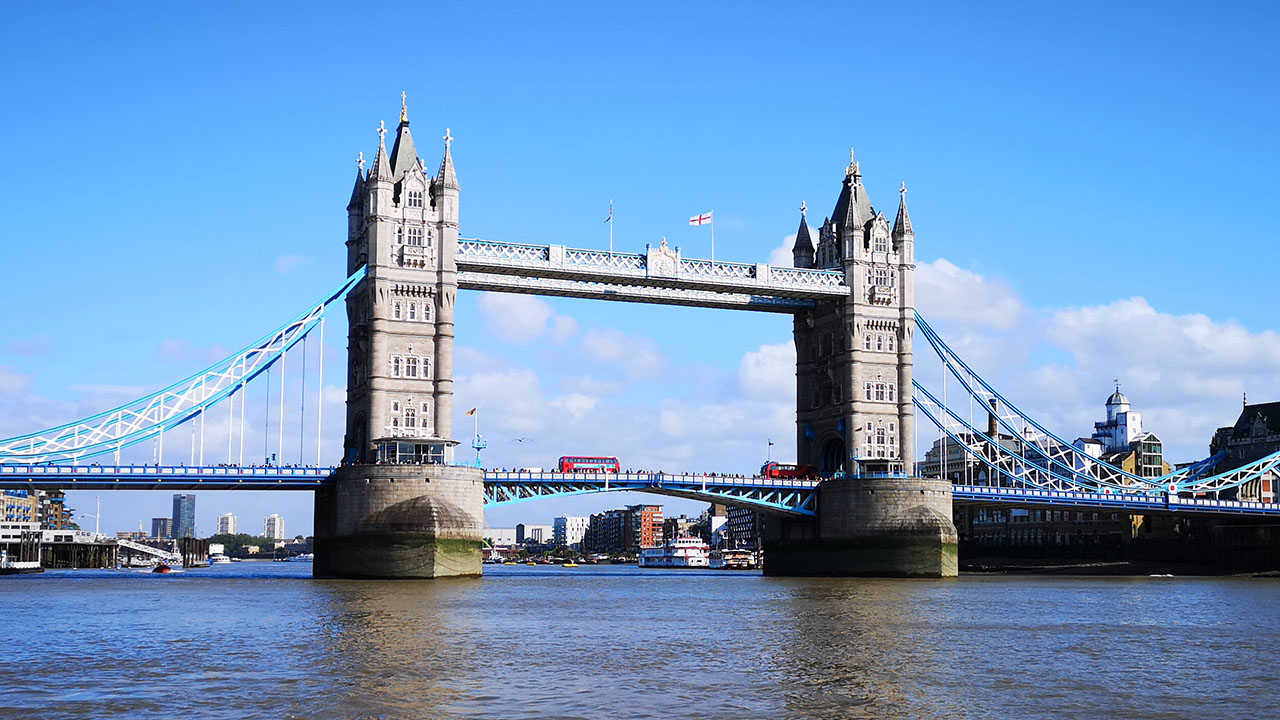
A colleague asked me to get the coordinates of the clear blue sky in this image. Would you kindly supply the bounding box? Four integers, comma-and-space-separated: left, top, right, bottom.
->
2, 3, 1278, 535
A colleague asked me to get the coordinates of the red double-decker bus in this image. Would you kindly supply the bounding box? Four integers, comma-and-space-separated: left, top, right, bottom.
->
558, 456, 621, 473
761, 462, 818, 480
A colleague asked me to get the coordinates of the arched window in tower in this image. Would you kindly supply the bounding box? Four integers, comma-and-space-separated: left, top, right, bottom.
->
875, 334, 884, 352
426, 229, 434, 250
393, 302, 402, 320
864, 383, 873, 401
874, 383, 886, 402
392, 356, 401, 377
407, 190, 423, 208
421, 301, 432, 322
887, 333, 896, 353
404, 407, 417, 429
396, 227, 404, 244
405, 357, 419, 378
887, 384, 896, 402
408, 227, 424, 246
422, 358, 431, 379
864, 333, 872, 351
873, 232, 888, 253
408, 302, 417, 321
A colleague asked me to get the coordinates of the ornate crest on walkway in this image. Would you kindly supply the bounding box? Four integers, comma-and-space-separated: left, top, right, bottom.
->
646, 238, 680, 279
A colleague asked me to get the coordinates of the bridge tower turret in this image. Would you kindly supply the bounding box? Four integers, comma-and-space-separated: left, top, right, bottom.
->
317, 97, 483, 580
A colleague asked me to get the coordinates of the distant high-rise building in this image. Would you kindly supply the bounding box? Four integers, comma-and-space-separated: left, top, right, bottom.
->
264, 514, 285, 541
516, 523, 552, 545
151, 517, 173, 539
553, 515, 589, 549
216, 513, 238, 535
582, 505, 663, 554
172, 494, 196, 538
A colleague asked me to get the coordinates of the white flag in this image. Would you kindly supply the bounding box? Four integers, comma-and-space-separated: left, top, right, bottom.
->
689, 211, 713, 226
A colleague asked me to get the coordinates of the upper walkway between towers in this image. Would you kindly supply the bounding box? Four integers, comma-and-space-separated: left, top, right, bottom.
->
455, 239, 848, 312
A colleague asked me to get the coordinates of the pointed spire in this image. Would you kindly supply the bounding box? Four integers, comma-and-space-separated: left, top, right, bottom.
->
437, 127, 458, 189
347, 153, 366, 210
792, 201, 814, 255
369, 120, 392, 181
390, 95, 419, 179
892, 181, 914, 238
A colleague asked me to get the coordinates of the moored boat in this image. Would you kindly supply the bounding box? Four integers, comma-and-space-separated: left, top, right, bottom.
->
638, 537, 710, 568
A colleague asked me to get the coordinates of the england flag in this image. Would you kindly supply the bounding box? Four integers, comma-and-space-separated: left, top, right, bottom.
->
689, 211, 713, 226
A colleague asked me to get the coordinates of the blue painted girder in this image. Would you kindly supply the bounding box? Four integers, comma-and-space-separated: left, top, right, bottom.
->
483, 471, 818, 516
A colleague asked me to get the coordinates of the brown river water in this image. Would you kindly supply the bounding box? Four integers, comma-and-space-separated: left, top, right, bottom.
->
2, 562, 1276, 719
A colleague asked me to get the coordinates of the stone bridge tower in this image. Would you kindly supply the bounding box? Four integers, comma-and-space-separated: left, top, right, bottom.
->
792, 152, 916, 475
766, 152, 956, 578
315, 98, 482, 580
341, 98, 459, 465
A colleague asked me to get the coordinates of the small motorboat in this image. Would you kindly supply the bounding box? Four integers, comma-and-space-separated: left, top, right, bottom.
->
562, 562, 579, 568
525, 562, 537, 566
152, 563, 173, 574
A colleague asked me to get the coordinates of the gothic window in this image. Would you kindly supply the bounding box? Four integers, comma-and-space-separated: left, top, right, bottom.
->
405, 357, 419, 378
422, 358, 431, 379
408, 303, 417, 321
887, 333, 896, 353
875, 334, 884, 352
426, 229, 434, 249
873, 234, 888, 253
405, 407, 417, 428
408, 227, 424, 246
864, 333, 872, 351
421, 302, 432, 322
875, 383, 886, 402
888, 384, 896, 402
876, 426, 886, 445
865, 383, 873, 401
407, 190, 424, 208
396, 227, 404, 244
393, 302, 402, 320
391, 356, 401, 378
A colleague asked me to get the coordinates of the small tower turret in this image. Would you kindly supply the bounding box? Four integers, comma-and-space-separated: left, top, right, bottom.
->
792, 201, 815, 269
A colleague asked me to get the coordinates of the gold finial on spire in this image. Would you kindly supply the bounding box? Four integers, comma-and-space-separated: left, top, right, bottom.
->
357, 151, 365, 171
846, 148, 859, 177
443, 127, 453, 149
400, 91, 408, 123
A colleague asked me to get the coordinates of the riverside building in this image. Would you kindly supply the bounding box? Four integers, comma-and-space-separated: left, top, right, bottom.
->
265, 514, 285, 541
552, 516, 588, 549
172, 494, 196, 538
217, 513, 238, 535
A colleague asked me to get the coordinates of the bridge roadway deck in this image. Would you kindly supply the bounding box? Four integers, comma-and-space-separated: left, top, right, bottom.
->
456, 239, 848, 313
1, 465, 1276, 518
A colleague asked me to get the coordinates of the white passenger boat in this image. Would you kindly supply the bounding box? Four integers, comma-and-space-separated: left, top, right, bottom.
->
638, 537, 710, 568
210, 554, 232, 565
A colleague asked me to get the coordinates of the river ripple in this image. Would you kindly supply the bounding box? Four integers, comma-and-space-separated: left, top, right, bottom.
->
1, 563, 1276, 719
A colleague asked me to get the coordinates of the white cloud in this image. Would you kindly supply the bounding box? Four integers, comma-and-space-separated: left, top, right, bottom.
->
737, 341, 795, 401
916, 258, 1024, 331
274, 254, 311, 275
0, 366, 32, 395
476, 292, 578, 345
5, 335, 51, 357
769, 234, 797, 268
550, 393, 599, 421
580, 328, 664, 379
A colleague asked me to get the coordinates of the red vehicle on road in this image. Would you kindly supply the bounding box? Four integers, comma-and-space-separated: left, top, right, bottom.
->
558, 456, 621, 473
760, 462, 818, 480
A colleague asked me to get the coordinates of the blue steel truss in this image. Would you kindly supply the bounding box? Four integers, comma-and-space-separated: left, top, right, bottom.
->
913, 312, 1280, 496
0, 463, 335, 490
483, 472, 818, 516
0, 268, 366, 465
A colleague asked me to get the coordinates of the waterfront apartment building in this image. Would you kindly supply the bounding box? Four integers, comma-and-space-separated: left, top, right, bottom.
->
663, 514, 697, 542
35, 490, 72, 530
553, 516, 588, 549
151, 517, 173, 539
583, 505, 664, 554
264, 514, 285, 541
516, 523, 552, 545
217, 513, 238, 535
2, 490, 37, 524
724, 507, 761, 550
172, 494, 196, 538
1210, 400, 1280, 503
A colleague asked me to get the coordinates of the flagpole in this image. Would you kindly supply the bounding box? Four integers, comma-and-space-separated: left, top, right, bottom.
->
609, 199, 614, 254
710, 210, 715, 262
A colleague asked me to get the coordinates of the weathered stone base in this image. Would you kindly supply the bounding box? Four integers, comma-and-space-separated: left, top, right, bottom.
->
764, 477, 958, 578
313, 464, 484, 579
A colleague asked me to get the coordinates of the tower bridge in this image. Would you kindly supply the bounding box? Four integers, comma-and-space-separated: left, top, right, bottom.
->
4, 99, 1279, 578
